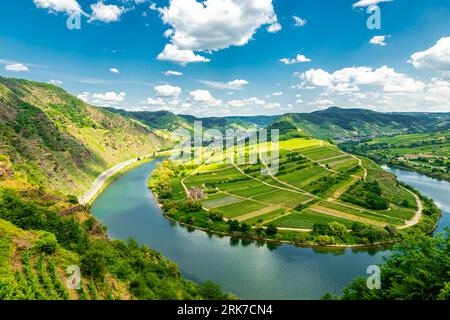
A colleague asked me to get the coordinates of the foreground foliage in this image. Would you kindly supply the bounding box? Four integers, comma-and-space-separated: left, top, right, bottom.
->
338, 231, 450, 300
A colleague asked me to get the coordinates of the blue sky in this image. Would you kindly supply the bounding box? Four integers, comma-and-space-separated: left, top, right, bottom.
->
1, 0, 450, 116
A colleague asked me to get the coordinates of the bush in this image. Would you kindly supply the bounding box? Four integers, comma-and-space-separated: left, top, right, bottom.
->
208, 209, 224, 222
228, 220, 240, 232
317, 235, 336, 246
266, 224, 278, 236
81, 250, 107, 280
35, 232, 58, 254
240, 223, 250, 233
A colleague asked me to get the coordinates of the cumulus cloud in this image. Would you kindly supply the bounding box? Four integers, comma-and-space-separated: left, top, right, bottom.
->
4, 63, 29, 72
297, 66, 425, 93
370, 35, 389, 46
164, 70, 183, 76
352, 0, 393, 8
267, 22, 282, 33
154, 84, 182, 98
188, 90, 222, 107
153, 0, 279, 64
280, 54, 311, 65
89, 2, 124, 23
33, 0, 82, 14
77, 91, 125, 106
409, 37, 450, 72
110, 67, 120, 74
200, 79, 249, 90
293, 16, 307, 27
157, 44, 210, 65
227, 97, 280, 110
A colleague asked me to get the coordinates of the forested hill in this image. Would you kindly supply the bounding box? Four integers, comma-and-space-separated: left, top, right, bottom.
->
267, 107, 450, 140
107, 106, 450, 141
0, 77, 232, 300
0, 76, 163, 197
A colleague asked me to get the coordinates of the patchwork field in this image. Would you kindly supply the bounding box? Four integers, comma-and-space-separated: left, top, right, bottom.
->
341, 130, 450, 182
169, 138, 419, 232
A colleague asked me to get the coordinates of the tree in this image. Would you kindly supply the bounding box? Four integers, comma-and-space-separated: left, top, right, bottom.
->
240, 223, 250, 233
340, 232, 450, 300
266, 224, 278, 236
228, 220, 240, 232
81, 250, 107, 280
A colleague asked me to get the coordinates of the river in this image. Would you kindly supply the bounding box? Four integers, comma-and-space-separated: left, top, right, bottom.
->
91, 160, 450, 300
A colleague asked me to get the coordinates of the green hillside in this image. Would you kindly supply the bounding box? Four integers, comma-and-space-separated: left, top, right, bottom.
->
106, 106, 449, 142
268, 107, 448, 141
0, 77, 164, 197
0, 77, 231, 300
341, 130, 450, 181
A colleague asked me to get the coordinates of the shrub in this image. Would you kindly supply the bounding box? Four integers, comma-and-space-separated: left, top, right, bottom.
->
266, 224, 278, 236
35, 232, 58, 254
81, 250, 107, 280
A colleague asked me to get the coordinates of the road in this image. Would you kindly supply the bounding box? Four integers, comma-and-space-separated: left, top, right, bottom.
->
398, 187, 424, 229
79, 154, 154, 206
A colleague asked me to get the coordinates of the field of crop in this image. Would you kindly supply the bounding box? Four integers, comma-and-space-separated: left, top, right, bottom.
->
341, 130, 450, 181
174, 138, 421, 232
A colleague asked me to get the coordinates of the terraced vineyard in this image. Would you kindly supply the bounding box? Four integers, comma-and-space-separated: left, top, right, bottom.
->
152, 138, 422, 244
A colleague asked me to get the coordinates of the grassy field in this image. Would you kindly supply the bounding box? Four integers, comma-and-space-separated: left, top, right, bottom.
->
169, 138, 419, 232
341, 130, 450, 181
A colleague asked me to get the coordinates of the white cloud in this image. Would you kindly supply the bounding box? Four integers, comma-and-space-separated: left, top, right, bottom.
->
110, 67, 120, 74
153, 0, 279, 64
92, 91, 126, 104
280, 54, 311, 65
267, 22, 282, 33
33, 0, 82, 14
48, 79, 63, 86
89, 2, 124, 23
163, 70, 183, 76
4, 63, 29, 72
157, 44, 210, 65
409, 37, 450, 72
293, 16, 307, 27
227, 97, 280, 110
352, 0, 393, 8
298, 66, 425, 93
266, 91, 283, 98
200, 79, 249, 90
370, 35, 389, 46
189, 90, 222, 107
154, 84, 182, 98
78, 91, 126, 106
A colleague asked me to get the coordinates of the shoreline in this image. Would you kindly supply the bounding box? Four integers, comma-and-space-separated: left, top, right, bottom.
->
87, 157, 439, 249
79, 154, 156, 207
151, 186, 404, 250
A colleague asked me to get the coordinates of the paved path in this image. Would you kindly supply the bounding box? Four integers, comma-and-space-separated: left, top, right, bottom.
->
79, 154, 153, 206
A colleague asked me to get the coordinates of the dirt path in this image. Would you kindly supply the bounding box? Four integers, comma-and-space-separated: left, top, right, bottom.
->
397, 187, 423, 229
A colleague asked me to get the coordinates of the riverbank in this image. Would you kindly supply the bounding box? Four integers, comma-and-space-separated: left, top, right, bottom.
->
148, 160, 441, 249
91, 159, 449, 299
79, 154, 156, 206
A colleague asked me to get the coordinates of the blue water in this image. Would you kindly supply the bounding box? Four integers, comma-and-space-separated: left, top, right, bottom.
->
91, 161, 449, 299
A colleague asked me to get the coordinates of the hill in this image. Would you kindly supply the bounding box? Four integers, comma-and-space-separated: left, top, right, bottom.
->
106, 106, 450, 142
0, 77, 231, 300
341, 130, 450, 181
268, 107, 448, 141
148, 138, 441, 246
0, 77, 164, 197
